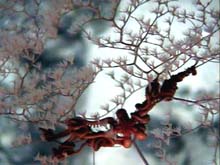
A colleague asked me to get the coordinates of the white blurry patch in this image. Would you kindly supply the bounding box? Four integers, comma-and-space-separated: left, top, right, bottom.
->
90, 147, 139, 165
90, 124, 111, 132
0, 133, 14, 147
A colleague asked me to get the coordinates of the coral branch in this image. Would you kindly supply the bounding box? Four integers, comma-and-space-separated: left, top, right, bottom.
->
39, 65, 197, 160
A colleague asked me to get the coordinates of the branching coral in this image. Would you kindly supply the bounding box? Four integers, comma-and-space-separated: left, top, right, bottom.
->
40, 65, 197, 161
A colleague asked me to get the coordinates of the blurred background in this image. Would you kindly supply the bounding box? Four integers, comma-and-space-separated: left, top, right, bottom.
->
0, 0, 219, 165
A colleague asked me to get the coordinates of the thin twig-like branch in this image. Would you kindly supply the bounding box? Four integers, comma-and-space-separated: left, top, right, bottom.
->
133, 140, 149, 165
